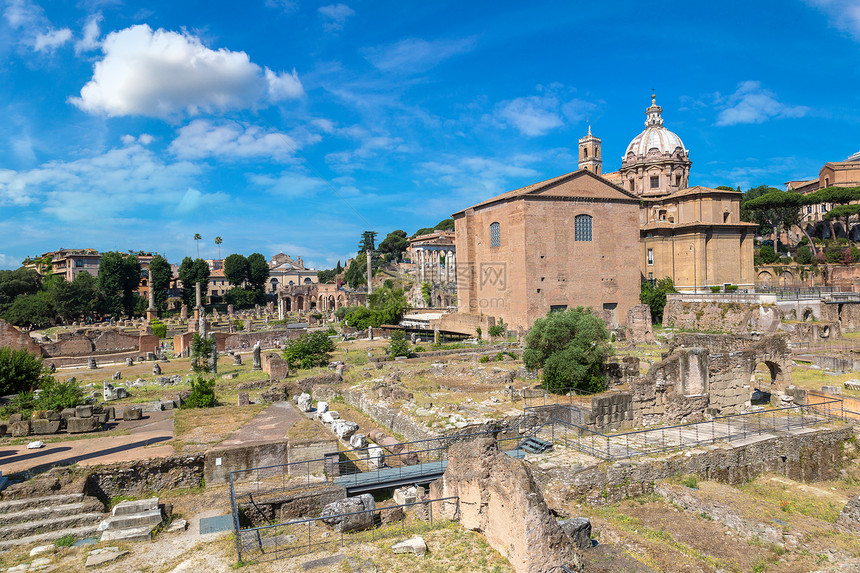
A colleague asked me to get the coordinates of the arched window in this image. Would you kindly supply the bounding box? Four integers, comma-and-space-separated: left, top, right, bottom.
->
574, 214, 592, 241
490, 222, 500, 247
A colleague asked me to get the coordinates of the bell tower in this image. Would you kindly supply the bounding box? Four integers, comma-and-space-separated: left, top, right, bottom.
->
578, 125, 602, 175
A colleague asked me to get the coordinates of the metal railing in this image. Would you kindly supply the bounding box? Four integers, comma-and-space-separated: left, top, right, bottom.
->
233, 495, 460, 564
530, 395, 843, 461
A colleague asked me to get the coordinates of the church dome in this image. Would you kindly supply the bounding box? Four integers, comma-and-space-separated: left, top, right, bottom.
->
624, 95, 687, 158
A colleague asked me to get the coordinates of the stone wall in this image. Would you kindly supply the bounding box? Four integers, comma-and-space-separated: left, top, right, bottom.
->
82, 454, 204, 504
632, 334, 792, 425
287, 439, 339, 475
92, 331, 140, 353
624, 304, 656, 344
204, 442, 289, 486
263, 353, 289, 379
0, 319, 43, 356
550, 426, 852, 506
238, 485, 346, 525
662, 300, 780, 333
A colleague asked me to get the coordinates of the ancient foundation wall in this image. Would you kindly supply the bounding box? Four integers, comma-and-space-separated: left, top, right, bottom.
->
662, 301, 780, 333
204, 442, 289, 486
554, 426, 852, 506
82, 454, 205, 504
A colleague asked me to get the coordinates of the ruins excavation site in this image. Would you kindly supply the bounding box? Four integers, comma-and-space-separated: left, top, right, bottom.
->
0, 295, 859, 573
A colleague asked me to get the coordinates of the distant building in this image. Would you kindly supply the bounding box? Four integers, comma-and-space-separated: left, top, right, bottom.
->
268, 253, 318, 293
27, 249, 101, 282
786, 149, 860, 225
408, 230, 457, 308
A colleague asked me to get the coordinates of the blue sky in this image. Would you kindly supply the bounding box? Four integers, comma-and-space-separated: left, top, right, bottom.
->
0, 0, 859, 271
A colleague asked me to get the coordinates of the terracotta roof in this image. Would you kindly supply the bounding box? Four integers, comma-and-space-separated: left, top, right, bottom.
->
452, 168, 637, 216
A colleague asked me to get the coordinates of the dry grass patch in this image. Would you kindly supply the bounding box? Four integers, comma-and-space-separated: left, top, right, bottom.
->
172, 403, 267, 451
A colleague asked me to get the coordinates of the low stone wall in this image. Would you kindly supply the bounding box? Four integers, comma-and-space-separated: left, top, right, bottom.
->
662, 300, 780, 333
287, 439, 339, 475
811, 354, 860, 372
548, 426, 852, 506
82, 454, 205, 504
204, 442, 289, 486
238, 485, 346, 525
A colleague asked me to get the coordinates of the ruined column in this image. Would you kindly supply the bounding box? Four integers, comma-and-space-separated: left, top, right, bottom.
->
252, 342, 262, 371
195, 282, 202, 309
366, 249, 373, 301
208, 332, 217, 373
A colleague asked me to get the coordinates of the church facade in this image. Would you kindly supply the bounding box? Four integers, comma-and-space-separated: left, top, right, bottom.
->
452, 96, 756, 332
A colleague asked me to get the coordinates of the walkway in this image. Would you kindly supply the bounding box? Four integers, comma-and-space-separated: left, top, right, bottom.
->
0, 411, 175, 475
219, 401, 304, 447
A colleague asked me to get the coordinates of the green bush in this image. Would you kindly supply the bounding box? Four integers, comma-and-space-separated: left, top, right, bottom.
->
479, 355, 490, 363
413, 345, 425, 353
506, 351, 518, 360
36, 379, 83, 411
150, 319, 167, 339
1, 391, 36, 418
710, 285, 721, 293
725, 284, 739, 292
0, 347, 52, 396
681, 475, 699, 489
475, 326, 482, 339
387, 330, 410, 359
54, 534, 76, 547
283, 331, 336, 370
183, 376, 217, 408
757, 245, 779, 264
639, 277, 677, 323
488, 322, 507, 338
523, 306, 612, 393
496, 351, 504, 361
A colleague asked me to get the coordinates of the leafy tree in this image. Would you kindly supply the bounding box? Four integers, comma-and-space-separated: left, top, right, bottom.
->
150, 319, 167, 338
247, 253, 270, 292
756, 245, 780, 265
178, 257, 210, 309
421, 281, 431, 305
283, 331, 336, 370
488, 321, 507, 339
50, 272, 103, 323
344, 259, 365, 289
98, 251, 141, 317
522, 307, 613, 393
335, 260, 343, 274
3, 291, 55, 328
224, 286, 264, 307
795, 245, 814, 265
413, 227, 434, 237
358, 231, 378, 254
223, 254, 249, 286
35, 378, 83, 411
318, 268, 338, 283
343, 284, 408, 329
639, 277, 677, 323
387, 330, 410, 358
744, 189, 811, 253
379, 230, 409, 261
184, 376, 217, 408
148, 255, 171, 312
823, 203, 860, 236
0, 347, 53, 395
0, 267, 41, 314
434, 218, 455, 231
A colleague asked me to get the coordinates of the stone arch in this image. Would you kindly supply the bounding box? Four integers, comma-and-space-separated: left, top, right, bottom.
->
758, 270, 773, 285
328, 296, 335, 310
780, 270, 794, 282
802, 307, 814, 322
295, 295, 304, 311
819, 324, 831, 338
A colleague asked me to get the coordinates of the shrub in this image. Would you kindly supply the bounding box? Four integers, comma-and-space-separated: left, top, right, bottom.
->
150, 319, 167, 339
794, 245, 814, 264
54, 535, 75, 547
36, 378, 84, 411
190, 333, 214, 374
710, 285, 721, 293
475, 326, 482, 339
283, 331, 336, 370
183, 376, 217, 408
681, 475, 699, 489
413, 345, 425, 353
496, 351, 504, 361
506, 351, 518, 360
0, 347, 52, 396
479, 355, 490, 363
523, 307, 612, 393
0, 391, 36, 418
757, 245, 779, 264
488, 322, 507, 339
725, 284, 739, 292
387, 330, 410, 359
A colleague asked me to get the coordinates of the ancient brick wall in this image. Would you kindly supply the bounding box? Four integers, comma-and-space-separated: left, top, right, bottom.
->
0, 319, 44, 356
92, 330, 139, 353
662, 301, 780, 333
41, 337, 94, 357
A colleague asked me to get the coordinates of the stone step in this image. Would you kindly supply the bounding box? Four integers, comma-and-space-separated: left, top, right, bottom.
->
0, 493, 86, 514
0, 498, 103, 527
0, 513, 104, 542
100, 525, 157, 542
112, 497, 159, 516
98, 509, 163, 531
0, 523, 101, 552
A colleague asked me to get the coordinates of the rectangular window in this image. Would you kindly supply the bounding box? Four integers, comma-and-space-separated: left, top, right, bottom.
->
650, 176, 659, 189
574, 214, 593, 241
647, 248, 654, 265
549, 305, 567, 313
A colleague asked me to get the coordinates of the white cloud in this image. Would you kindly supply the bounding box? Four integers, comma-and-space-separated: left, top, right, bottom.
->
70, 24, 304, 118
0, 254, 24, 270
715, 81, 809, 126
0, 144, 202, 221
494, 87, 596, 137
33, 27, 71, 52
264, 0, 298, 13
75, 13, 102, 54
176, 187, 229, 214
325, 128, 411, 171
804, 0, 860, 40
248, 172, 327, 198
3, 0, 40, 28
363, 37, 474, 74
169, 120, 297, 161
121, 133, 154, 145
318, 4, 355, 31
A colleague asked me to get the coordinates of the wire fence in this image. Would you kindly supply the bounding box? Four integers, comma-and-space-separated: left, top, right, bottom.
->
526, 395, 843, 461
232, 495, 460, 564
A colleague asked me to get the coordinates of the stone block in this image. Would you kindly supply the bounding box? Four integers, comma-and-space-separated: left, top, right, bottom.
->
31, 419, 61, 435
67, 416, 98, 434
316, 401, 329, 415
123, 406, 143, 421
10, 421, 31, 437
76, 405, 93, 418
321, 494, 375, 532
393, 486, 418, 506
0, 423, 6, 436
60, 408, 77, 420
297, 393, 312, 412
559, 517, 592, 550
332, 420, 359, 440
349, 433, 367, 449
321, 411, 340, 424
391, 536, 427, 556
46, 410, 61, 421
113, 497, 159, 516
238, 393, 250, 407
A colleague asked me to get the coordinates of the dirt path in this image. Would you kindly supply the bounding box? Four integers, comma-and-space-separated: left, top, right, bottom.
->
0, 411, 175, 474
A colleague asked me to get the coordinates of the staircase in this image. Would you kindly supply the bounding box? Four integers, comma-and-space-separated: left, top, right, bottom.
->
518, 435, 553, 454
0, 493, 105, 550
